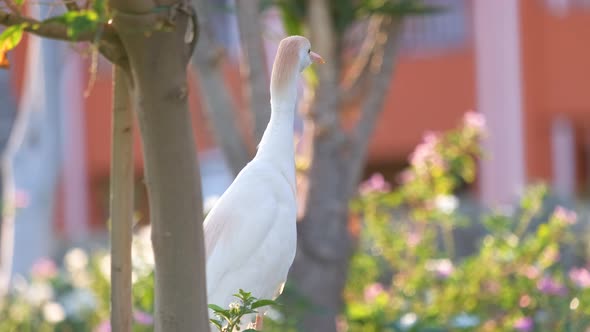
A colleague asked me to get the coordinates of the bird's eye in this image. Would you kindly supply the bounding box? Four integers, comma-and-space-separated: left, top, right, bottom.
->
308, 49, 311, 54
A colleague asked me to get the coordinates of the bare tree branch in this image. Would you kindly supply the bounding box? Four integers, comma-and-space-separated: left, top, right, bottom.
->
339, 16, 384, 106
0, 10, 116, 42
192, 0, 250, 176
235, 0, 271, 145
305, 0, 341, 135
346, 18, 404, 196
340, 16, 382, 90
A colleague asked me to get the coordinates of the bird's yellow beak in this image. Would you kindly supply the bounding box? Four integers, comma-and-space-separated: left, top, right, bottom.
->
310, 51, 325, 64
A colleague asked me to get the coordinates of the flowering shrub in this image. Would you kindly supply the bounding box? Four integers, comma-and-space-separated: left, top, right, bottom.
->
2, 111, 589, 332
0, 228, 155, 332
0, 226, 277, 332
344, 112, 590, 331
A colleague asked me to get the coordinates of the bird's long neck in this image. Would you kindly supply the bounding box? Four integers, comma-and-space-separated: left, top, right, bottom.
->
255, 68, 299, 185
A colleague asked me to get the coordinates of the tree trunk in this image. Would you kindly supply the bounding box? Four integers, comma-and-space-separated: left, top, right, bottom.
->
235, 0, 271, 144
290, 91, 351, 332
0, 12, 64, 293
192, 0, 250, 176
0, 54, 17, 297
111, 2, 208, 330
290, 11, 404, 331
110, 66, 134, 332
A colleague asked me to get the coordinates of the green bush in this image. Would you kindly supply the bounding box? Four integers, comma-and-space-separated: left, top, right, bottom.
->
345, 112, 590, 332
2, 112, 589, 332
0, 227, 155, 332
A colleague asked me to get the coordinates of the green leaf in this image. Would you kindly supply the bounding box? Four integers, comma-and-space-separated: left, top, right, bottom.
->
14, 0, 24, 5
210, 319, 223, 329
0, 24, 26, 52
235, 289, 252, 300
251, 299, 279, 309
0, 24, 25, 68
208, 304, 227, 313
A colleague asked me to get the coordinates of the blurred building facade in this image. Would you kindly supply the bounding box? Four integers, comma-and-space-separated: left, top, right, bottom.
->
6, 1, 590, 243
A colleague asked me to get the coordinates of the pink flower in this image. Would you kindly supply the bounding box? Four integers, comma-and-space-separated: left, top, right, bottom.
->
30, 258, 58, 279
519, 294, 531, 308
513, 316, 533, 332
359, 174, 391, 195
537, 276, 566, 296
553, 206, 577, 225
569, 267, 590, 288
94, 320, 111, 332
397, 169, 414, 184
407, 231, 422, 248
409, 132, 442, 169
426, 259, 454, 279
522, 265, 540, 280
463, 111, 486, 133
422, 131, 440, 146
133, 310, 154, 325
363, 283, 385, 303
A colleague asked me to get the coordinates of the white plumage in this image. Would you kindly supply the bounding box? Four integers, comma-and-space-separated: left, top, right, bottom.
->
204, 36, 324, 329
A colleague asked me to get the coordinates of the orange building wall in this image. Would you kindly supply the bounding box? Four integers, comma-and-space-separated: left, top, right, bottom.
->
522, 1, 590, 186
8, 2, 590, 228
369, 49, 476, 163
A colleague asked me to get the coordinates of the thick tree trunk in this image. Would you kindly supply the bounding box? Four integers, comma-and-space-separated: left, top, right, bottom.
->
111, 2, 208, 331
290, 12, 404, 331
235, 0, 271, 144
192, 0, 250, 176
110, 66, 134, 332
290, 91, 351, 332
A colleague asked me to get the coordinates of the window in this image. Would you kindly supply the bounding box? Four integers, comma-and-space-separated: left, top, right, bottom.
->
400, 0, 469, 55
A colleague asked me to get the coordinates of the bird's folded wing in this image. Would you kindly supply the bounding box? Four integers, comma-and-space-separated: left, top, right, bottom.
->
204, 176, 280, 291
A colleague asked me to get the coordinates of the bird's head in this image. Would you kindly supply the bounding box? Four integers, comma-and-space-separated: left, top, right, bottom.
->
271, 36, 324, 98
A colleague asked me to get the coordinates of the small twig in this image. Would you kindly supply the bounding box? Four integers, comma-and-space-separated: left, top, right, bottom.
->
83, 23, 103, 97
341, 16, 383, 90
345, 18, 404, 197
339, 16, 384, 107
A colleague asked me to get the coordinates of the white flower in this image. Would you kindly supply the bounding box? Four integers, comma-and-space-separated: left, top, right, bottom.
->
400, 312, 417, 330
64, 248, 88, 271
228, 302, 241, 310
43, 301, 66, 323
425, 258, 454, 279
434, 195, 458, 214
25, 282, 54, 306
